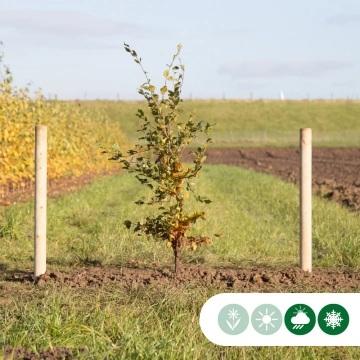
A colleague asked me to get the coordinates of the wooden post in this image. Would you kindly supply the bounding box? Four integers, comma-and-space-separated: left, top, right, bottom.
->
34, 125, 47, 278
300, 128, 312, 272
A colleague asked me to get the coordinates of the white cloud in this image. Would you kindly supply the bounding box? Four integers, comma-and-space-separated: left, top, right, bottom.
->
218, 60, 354, 79
326, 13, 360, 25
0, 10, 147, 38
291, 312, 310, 325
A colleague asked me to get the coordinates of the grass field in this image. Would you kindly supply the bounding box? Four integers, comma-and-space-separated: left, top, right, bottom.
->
77, 99, 360, 146
1, 166, 360, 358
1, 165, 360, 271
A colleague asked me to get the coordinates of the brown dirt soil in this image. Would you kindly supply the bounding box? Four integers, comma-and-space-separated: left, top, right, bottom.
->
0, 167, 122, 207
7, 266, 360, 292
182, 146, 360, 211
3, 345, 84, 360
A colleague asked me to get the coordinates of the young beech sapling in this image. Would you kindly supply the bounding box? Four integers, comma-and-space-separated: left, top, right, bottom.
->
97, 43, 216, 273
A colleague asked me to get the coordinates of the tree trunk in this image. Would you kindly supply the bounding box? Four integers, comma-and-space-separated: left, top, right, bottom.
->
173, 240, 182, 275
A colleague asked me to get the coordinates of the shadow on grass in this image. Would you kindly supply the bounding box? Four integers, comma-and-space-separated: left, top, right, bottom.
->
1, 268, 34, 283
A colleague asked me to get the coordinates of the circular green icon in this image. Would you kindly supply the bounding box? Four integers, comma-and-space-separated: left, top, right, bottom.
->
218, 304, 249, 335
318, 304, 349, 335
284, 304, 316, 335
251, 304, 282, 335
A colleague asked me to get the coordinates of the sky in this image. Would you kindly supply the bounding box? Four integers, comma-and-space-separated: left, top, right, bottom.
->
0, 0, 359, 100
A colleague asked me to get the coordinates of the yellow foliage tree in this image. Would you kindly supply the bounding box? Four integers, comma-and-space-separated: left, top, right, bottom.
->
0, 45, 128, 190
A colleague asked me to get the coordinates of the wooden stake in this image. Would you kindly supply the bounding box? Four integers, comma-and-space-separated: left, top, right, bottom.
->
300, 128, 312, 272
34, 125, 47, 278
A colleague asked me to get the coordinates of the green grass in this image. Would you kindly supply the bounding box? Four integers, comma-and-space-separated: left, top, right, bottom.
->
1, 165, 360, 271
76, 99, 360, 146
1, 165, 360, 358
1, 285, 358, 359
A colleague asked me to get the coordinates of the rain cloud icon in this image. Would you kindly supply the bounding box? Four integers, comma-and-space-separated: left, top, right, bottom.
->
291, 311, 310, 329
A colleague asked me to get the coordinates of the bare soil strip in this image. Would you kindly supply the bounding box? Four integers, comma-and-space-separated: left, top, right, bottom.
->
8, 266, 360, 292
3, 345, 83, 360
0, 168, 123, 207
182, 147, 360, 211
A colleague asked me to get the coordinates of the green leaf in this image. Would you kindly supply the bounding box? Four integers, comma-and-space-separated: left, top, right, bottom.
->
205, 123, 212, 135
149, 85, 156, 93
160, 86, 167, 95
112, 142, 120, 152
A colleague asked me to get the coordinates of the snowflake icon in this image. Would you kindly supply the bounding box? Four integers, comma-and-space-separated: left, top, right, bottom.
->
324, 310, 343, 329
319, 304, 349, 335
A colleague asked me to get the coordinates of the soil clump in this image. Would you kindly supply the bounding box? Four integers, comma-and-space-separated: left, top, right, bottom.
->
3, 345, 82, 360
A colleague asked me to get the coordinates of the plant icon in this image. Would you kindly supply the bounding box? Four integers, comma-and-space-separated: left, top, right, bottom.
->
226, 308, 241, 331
218, 304, 249, 335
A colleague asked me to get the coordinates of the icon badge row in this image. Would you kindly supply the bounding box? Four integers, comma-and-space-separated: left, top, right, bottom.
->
218, 303, 349, 336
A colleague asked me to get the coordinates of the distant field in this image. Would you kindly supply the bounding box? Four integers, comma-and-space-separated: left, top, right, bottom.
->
76, 99, 360, 146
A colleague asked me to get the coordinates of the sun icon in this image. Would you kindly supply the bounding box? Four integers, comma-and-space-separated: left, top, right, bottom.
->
293, 305, 307, 316
255, 307, 279, 331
